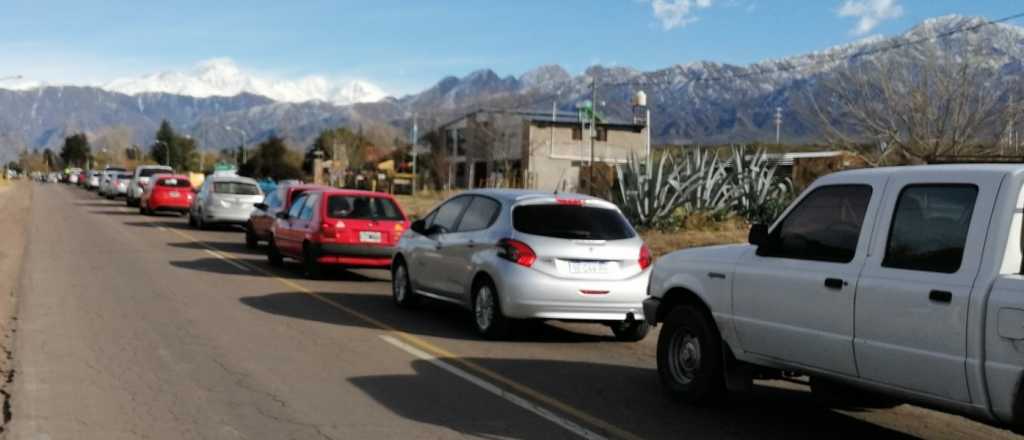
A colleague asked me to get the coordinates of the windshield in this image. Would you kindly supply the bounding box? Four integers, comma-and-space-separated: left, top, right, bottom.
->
513, 204, 635, 240
139, 168, 173, 177
157, 178, 191, 188
213, 182, 260, 195
327, 195, 404, 221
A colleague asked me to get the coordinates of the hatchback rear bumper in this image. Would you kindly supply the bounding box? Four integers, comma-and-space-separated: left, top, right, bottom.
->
313, 243, 395, 268
493, 264, 649, 322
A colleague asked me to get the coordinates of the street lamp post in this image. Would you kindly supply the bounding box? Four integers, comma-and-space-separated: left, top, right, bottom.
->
225, 126, 247, 166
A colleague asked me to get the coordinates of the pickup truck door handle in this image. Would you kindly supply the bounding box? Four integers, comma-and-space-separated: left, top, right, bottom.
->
929, 290, 953, 303
824, 278, 846, 289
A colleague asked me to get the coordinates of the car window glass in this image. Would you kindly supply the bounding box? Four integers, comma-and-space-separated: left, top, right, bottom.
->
457, 197, 501, 232
430, 196, 471, 232
883, 185, 978, 273
288, 195, 307, 219
265, 190, 282, 210
327, 196, 404, 220
762, 185, 872, 263
299, 194, 320, 220
513, 204, 635, 240
213, 181, 260, 195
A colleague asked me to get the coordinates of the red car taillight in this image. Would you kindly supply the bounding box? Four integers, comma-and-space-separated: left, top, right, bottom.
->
320, 221, 343, 239
639, 244, 652, 270
498, 239, 536, 267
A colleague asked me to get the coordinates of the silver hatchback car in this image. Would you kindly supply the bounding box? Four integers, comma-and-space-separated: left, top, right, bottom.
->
392, 189, 651, 340
189, 175, 264, 229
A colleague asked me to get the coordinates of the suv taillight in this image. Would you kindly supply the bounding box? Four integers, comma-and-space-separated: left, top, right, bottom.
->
498, 239, 536, 267
639, 244, 652, 270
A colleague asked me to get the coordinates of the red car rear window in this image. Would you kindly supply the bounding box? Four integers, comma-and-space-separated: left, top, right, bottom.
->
327, 195, 404, 221
158, 178, 191, 188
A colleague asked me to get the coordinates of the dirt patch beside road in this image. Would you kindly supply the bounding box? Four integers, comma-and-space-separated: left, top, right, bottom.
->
0, 182, 32, 431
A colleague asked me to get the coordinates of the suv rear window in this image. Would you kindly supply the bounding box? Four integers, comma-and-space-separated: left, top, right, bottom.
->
158, 178, 191, 187
513, 204, 635, 240
327, 195, 404, 221
139, 168, 173, 177
213, 182, 260, 195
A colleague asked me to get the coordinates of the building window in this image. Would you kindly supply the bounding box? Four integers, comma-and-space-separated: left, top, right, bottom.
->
446, 129, 455, 152
456, 129, 467, 156
596, 126, 608, 142
572, 126, 582, 141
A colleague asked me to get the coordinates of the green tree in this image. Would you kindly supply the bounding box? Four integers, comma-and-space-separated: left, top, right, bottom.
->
240, 135, 303, 180
60, 133, 91, 167
148, 120, 198, 171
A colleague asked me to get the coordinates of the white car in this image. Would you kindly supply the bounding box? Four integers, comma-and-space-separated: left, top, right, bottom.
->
645, 164, 1024, 433
126, 165, 174, 207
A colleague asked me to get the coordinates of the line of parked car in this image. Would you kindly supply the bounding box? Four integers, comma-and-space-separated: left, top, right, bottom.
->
56, 163, 1024, 433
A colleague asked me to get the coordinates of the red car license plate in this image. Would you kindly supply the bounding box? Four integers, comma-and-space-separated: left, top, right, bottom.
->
169, 191, 180, 198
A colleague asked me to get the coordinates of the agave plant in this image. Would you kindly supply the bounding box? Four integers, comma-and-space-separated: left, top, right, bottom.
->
615, 151, 701, 228
682, 147, 732, 215
727, 146, 792, 223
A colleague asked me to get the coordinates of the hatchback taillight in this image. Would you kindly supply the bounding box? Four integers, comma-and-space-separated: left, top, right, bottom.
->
498, 239, 536, 267
639, 244, 652, 270
321, 222, 337, 239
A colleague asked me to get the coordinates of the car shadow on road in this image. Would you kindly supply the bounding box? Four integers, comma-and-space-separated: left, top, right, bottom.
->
169, 257, 382, 282
88, 209, 140, 216
73, 201, 122, 207
168, 240, 263, 256
350, 358, 920, 440
239, 291, 619, 343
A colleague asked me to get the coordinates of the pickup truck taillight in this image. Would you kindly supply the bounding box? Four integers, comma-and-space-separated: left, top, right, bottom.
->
639, 244, 652, 270
498, 239, 536, 267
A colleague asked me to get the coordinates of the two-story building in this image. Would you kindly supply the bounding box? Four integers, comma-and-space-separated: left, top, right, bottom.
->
431, 109, 649, 192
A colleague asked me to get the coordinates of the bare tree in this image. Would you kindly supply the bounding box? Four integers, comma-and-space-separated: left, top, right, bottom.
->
802, 46, 1019, 165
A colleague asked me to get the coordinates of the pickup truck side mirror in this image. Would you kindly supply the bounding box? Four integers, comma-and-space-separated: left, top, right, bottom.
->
254, 202, 269, 211
275, 211, 289, 220
749, 224, 770, 247
410, 219, 426, 235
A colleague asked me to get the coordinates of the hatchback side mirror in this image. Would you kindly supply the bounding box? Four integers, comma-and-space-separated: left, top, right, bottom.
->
254, 202, 269, 211
275, 211, 289, 220
748, 224, 770, 247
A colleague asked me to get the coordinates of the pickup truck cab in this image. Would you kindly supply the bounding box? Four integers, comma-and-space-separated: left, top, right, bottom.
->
644, 164, 1024, 431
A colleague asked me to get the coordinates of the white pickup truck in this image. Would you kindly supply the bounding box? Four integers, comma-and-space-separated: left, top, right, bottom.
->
644, 164, 1024, 431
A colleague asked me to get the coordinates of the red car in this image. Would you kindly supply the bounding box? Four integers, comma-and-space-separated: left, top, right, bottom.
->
246, 183, 328, 248
140, 174, 194, 215
267, 189, 409, 278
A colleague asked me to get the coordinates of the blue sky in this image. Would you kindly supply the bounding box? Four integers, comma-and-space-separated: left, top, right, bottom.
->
0, 0, 1018, 95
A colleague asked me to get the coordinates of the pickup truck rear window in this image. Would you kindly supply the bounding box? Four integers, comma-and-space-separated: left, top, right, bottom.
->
513, 204, 635, 240
883, 185, 977, 274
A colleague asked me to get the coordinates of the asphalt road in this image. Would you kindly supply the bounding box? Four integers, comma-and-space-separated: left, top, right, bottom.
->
6, 182, 1021, 439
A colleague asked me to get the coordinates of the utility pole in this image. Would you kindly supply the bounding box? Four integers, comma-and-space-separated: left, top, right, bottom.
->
411, 114, 418, 197
774, 107, 783, 145
589, 78, 597, 195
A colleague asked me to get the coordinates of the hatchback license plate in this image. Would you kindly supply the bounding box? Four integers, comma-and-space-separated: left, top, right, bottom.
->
568, 261, 608, 274
359, 231, 382, 243
169, 191, 180, 197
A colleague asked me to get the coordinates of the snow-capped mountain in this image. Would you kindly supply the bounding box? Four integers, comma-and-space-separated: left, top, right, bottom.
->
103, 58, 388, 106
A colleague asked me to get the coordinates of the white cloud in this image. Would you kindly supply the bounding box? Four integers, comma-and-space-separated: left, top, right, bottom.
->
648, 0, 714, 30
838, 0, 904, 35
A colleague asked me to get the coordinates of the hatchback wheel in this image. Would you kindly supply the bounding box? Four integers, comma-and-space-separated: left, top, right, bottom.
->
472, 280, 511, 340
267, 238, 284, 267
657, 305, 725, 404
391, 260, 419, 308
302, 245, 323, 279
245, 226, 259, 249
610, 320, 650, 342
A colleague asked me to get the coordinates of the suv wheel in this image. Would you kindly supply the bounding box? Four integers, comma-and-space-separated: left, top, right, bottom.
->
245, 226, 259, 249
472, 280, 511, 340
610, 320, 650, 342
391, 260, 419, 307
302, 245, 323, 280
657, 305, 725, 404
267, 237, 284, 267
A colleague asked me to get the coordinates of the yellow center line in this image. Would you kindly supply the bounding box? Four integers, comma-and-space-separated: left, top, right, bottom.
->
165, 227, 643, 440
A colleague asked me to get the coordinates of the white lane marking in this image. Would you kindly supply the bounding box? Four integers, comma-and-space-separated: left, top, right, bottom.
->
204, 249, 252, 272
379, 335, 608, 440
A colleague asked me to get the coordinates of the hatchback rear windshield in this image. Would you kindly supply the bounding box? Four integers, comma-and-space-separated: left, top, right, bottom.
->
513, 204, 635, 240
327, 195, 404, 221
213, 182, 260, 195
139, 168, 173, 177
158, 178, 191, 188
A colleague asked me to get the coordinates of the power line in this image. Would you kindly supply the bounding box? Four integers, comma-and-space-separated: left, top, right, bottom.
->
603, 11, 1024, 90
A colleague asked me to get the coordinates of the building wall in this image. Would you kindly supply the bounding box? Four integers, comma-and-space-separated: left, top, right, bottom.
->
526, 123, 647, 192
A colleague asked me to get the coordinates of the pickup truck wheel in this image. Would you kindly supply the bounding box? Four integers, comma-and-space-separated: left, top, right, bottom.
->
610, 321, 650, 342
657, 305, 725, 404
